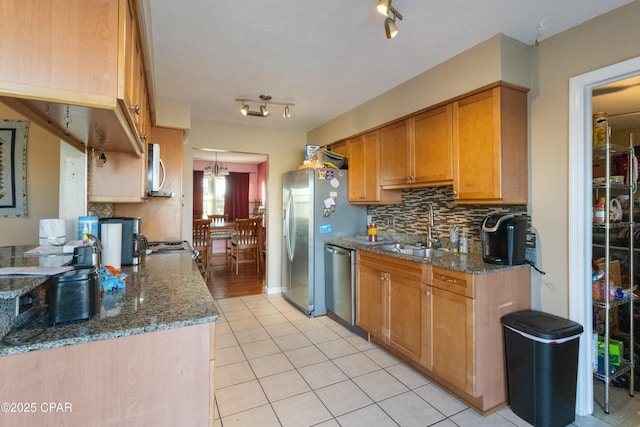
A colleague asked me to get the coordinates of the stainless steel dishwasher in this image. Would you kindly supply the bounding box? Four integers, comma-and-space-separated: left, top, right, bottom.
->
324, 244, 357, 326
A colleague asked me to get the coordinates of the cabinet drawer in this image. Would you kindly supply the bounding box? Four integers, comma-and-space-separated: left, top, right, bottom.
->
431, 266, 474, 298
357, 251, 422, 282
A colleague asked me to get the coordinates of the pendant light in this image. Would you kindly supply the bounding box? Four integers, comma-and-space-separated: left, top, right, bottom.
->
204, 152, 229, 177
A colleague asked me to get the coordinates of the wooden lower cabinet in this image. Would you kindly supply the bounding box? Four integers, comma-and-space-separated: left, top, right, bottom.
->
356, 251, 425, 365
431, 284, 474, 394
356, 251, 531, 414
0, 323, 214, 426
355, 259, 386, 341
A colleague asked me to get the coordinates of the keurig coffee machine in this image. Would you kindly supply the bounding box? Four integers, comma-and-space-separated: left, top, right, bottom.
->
481, 214, 528, 265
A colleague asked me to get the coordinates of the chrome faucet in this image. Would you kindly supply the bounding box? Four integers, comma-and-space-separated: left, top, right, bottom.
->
426, 205, 437, 248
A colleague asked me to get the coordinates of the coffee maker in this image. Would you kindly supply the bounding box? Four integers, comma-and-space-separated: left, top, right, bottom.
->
98, 217, 149, 265
481, 214, 528, 265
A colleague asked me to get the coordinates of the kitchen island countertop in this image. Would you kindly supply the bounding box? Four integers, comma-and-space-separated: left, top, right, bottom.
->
0, 247, 219, 356
325, 237, 531, 274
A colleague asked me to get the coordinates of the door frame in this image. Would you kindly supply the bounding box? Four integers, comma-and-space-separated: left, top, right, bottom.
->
569, 55, 640, 415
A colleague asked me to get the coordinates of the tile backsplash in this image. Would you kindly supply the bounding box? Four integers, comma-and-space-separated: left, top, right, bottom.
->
367, 186, 533, 253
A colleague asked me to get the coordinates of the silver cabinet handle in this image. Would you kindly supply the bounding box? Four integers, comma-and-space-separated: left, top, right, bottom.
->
440, 275, 458, 284
132, 104, 140, 115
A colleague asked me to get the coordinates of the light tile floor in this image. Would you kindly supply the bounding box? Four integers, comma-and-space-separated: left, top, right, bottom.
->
213, 293, 618, 427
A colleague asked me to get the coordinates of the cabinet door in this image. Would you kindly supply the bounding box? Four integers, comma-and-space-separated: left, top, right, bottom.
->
431, 287, 474, 395
380, 120, 411, 186
328, 141, 348, 159
414, 105, 453, 185
348, 131, 401, 204
422, 284, 433, 370
89, 151, 146, 202
356, 264, 386, 340
453, 88, 499, 201
348, 135, 367, 202
389, 274, 423, 364
452, 85, 527, 204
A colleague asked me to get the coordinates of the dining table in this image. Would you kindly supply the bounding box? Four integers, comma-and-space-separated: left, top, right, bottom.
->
210, 221, 235, 234
209, 221, 235, 263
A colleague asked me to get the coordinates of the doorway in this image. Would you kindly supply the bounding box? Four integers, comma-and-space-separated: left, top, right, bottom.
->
569, 56, 640, 415
193, 149, 268, 298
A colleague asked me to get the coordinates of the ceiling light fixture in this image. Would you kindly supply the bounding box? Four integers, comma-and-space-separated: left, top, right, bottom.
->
376, 0, 402, 39
235, 94, 294, 118
204, 152, 230, 177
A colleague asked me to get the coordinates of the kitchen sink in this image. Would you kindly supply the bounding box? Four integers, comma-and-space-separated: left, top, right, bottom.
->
380, 244, 448, 258
410, 248, 447, 258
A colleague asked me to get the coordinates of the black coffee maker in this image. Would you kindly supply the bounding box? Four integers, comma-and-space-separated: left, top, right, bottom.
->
481, 214, 528, 265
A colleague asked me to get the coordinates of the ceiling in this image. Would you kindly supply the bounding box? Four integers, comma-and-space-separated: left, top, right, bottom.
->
143, 0, 636, 162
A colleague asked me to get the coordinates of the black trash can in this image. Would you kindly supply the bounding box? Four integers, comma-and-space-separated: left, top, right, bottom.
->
502, 310, 583, 427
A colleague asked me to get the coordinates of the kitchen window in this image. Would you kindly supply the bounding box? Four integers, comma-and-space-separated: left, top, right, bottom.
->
203, 175, 225, 216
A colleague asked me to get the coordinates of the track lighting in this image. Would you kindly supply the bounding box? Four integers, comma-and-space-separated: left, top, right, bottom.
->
235, 95, 294, 118
376, 0, 402, 39
385, 17, 398, 39
376, 0, 390, 15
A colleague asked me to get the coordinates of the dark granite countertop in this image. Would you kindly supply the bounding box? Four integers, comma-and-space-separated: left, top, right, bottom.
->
325, 238, 531, 274
0, 246, 72, 299
0, 248, 219, 356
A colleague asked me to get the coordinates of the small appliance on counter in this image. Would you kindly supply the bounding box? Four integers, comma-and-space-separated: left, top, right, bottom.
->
48, 266, 101, 326
98, 217, 149, 266
481, 214, 528, 265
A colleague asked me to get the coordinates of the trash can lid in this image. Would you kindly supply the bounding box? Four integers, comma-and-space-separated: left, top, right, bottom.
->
501, 310, 583, 340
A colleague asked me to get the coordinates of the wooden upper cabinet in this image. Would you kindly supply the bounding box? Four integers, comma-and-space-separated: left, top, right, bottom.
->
379, 120, 411, 187
413, 104, 453, 185
452, 84, 528, 204
116, 127, 185, 234
379, 105, 453, 189
327, 140, 349, 160
348, 131, 402, 205
119, 0, 151, 146
0, 0, 150, 155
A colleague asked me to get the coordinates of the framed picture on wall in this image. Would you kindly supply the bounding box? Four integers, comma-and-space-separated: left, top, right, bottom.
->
0, 119, 29, 218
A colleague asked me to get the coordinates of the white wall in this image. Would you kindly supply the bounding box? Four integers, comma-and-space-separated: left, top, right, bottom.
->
183, 119, 307, 290
531, 1, 640, 315
0, 103, 61, 246
59, 141, 87, 241
307, 34, 531, 146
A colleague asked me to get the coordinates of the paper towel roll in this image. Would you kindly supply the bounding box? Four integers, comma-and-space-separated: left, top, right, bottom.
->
101, 223, 122, 270
39, 219, 66, 245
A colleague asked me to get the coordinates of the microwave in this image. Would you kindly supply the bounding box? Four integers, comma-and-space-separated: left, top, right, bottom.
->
147, 143, 173, 197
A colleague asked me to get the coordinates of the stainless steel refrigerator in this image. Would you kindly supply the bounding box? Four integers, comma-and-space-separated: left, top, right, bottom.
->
282, 168, 366, 317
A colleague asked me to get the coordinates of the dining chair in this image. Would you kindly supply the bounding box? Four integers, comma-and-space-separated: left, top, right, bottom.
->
230, 217, 261, 275
192, 218, 211, 278
209, 214, 232, 262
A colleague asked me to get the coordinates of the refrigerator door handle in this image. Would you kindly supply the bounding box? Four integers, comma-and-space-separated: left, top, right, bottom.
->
284, 192, 295, 261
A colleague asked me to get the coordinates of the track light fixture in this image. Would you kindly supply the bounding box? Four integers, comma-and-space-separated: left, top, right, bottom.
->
235, 94, 294, 118
376, 0, 402, 39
